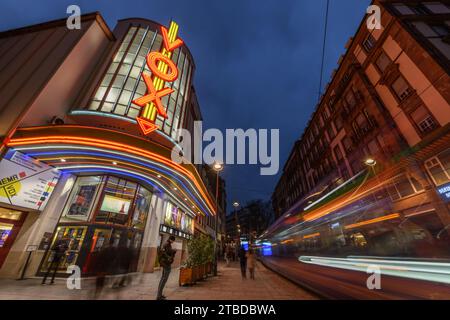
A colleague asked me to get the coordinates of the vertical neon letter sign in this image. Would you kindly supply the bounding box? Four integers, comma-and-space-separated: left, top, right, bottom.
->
133, 21, 184, 135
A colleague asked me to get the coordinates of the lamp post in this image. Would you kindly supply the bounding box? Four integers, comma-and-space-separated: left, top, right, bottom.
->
212, 161, 223, 276
232, 201, 240, 241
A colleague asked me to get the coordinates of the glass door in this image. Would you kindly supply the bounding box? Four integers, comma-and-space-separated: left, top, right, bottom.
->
0, 207, 25, 268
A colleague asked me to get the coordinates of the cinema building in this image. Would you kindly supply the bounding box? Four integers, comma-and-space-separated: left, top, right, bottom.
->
0, 12, 221, 278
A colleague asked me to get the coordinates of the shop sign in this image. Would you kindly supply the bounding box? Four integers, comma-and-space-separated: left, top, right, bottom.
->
0, 150, 60, 211
160, 224, 192, 239
437, 182, 450, 203
163, 201, 194, 234
132, 20, 184, 135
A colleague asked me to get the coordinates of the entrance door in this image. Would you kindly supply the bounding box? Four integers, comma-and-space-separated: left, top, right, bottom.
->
0, 207, 26, 269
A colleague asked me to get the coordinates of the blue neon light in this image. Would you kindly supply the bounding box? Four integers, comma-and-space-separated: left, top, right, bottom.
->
26, 150, 212, 215
63, 168, 161, 193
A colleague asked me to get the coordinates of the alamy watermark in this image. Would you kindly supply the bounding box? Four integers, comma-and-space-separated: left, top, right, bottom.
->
366, 5, 382, 30
171, 121, 280, 176
66, 5, 81, 30
366, 265, 381, 290
66, 265, 81, 290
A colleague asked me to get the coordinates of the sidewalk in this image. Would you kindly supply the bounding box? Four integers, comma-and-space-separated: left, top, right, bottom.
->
0, 261, 317, 300
169, 261, 318, 300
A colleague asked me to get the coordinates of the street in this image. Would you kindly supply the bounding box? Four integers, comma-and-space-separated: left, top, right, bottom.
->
0, 261, 317, 300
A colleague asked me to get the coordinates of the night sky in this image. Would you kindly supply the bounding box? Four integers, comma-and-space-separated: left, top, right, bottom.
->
0, 0, 370, 212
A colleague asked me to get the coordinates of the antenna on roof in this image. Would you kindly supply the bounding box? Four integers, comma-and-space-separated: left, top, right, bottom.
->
318, 0, 330, 103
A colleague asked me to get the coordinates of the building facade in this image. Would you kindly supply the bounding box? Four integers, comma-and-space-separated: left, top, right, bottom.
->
271, 0, 450, 247
0, 13, 222, 278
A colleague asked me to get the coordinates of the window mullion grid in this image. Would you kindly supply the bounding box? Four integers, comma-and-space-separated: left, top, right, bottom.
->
125, 29, 158, 114
161, 47, 183, 131
97, 26, 139, 112
169, 50, 187, 136
112, 26, 149, 114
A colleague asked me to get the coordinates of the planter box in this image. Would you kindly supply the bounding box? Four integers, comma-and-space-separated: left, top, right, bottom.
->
179, 267, 193, 286
192, 265, 200, 282
207, 262, 212, 275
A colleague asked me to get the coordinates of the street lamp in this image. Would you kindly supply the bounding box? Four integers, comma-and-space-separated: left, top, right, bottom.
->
364, 158, 377, 167
232, 201, 240, 242
212, 161, 223, 276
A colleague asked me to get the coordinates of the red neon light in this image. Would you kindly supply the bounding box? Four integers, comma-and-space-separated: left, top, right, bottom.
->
146, 52, 179, 82
161, 26, 184, 52
133, 21, 183, 136
132, 73, 172, 117
136, 117, 159, 135
8, 136, 217, 213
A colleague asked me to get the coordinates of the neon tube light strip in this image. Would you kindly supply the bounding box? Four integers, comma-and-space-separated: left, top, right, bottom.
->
344, 213, 400, 230
303, 170, 366, 211
14, 145, 213, 215
25, 148, 201, 202
61, 165, 196, 217
37, 153, 199, 206
299, 256, 450, 284
47, 157, 200, 216
69, 110, 181, 146
8, 137, 216, 212
18, 146, 212, 215
27, 151, 212, 216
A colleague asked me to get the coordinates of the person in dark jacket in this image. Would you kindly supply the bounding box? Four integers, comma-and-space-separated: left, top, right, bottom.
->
238, 246, 247, 279
156, 235, 176, 300
42, 238, 69, 285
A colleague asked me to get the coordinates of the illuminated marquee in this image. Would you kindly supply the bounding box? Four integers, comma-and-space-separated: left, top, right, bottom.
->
132, 21, 184, 135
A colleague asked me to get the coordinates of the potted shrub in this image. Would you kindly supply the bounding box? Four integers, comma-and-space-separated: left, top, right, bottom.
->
179, 235, 201, 285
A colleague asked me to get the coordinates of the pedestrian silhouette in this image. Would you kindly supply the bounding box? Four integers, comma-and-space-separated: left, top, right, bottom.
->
42, 237, 69, 285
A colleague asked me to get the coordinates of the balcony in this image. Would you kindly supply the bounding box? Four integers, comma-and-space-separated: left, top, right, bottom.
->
351, 117, 379, 145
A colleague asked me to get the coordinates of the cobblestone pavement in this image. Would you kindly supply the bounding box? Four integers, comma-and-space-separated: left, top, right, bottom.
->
0, 261, 317, 300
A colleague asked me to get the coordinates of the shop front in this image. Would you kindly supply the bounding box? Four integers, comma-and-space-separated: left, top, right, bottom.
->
38, 175, 152, 277
158, 201, 194, 268
0, 207, 27, 269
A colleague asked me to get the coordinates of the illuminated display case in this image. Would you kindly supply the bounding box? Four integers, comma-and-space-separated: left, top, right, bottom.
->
161, 201, 194, 239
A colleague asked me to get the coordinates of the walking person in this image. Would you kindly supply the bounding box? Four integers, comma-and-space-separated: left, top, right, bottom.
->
42, 237, 69, 285
238, 246, 247, 279
224, 244, 230, 267
246, 248, 256, 280
156, 235, 176, 300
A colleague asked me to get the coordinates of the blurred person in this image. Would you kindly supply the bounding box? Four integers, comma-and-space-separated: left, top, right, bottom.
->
41, 237, 69, 285
113, 244, 132, 288
224, 245, 230, 267
246, 248, 256, 280
156, 235, 176, 300
92, 241, 115, 299
238, 246, 247, 279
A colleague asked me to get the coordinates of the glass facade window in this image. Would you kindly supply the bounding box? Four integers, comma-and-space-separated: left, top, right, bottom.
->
0, 223, 13, 248
362, 34, 376, 52
392, 76, 413, 100
375, 51, 391, 72
61, 176, 102, 222
386, 174, 424, 201
425, 150, 450, 186
87, 24, 193, 139
131, 185, 152, 230
163, 201, 194, 235
411, 106, 438, 134
0, 207, 22, 221
96, 176, 137, 225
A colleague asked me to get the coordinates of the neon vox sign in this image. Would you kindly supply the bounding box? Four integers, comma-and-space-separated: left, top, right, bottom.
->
132, 21, 184, 135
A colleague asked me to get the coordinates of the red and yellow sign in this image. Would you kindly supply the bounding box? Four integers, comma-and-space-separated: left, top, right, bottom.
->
132, 21, 184, 135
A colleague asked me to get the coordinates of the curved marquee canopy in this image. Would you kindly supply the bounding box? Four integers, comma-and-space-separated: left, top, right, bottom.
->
6, 125, 216, 218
